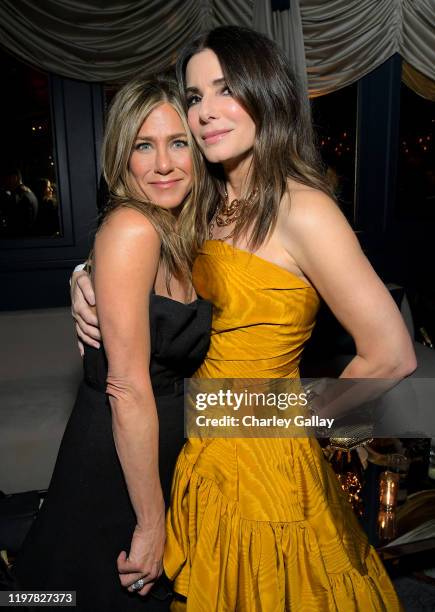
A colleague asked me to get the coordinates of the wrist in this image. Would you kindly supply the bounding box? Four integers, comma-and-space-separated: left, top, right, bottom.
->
137, 512, 164, 531
136, 497, 165, 528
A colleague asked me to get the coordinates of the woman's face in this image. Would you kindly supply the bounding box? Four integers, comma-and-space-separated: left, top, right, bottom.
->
129, 102, 192, 210
45, 180, 53, 199
185, 49, 256, 166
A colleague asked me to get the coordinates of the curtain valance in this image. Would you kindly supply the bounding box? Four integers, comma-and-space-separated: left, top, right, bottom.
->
0, 0, 206, 82
0, 0, 433, 99
300, 0, 435, 98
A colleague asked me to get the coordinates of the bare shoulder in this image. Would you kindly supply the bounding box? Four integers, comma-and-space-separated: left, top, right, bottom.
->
277, 179, 362, 278
99, 206, 158, 237
98, 206, 160, 245
280, 179, 346, 235
94, 207, 161, 278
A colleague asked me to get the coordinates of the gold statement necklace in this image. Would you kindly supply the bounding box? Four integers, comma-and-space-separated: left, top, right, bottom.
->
209, 189, 256, 240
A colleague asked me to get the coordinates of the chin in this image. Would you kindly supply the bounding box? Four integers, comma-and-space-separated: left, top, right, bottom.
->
150, 188, 190, 210
155, 199, 184, 210
201, 143, 251, 165
154, 194, 188, 211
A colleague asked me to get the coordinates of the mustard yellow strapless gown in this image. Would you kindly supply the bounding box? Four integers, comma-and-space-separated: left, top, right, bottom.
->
164, 240, 402, 611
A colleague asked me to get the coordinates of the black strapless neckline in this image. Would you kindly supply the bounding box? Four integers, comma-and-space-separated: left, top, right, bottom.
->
151, 289, 199, 307
83, 294, 212, 396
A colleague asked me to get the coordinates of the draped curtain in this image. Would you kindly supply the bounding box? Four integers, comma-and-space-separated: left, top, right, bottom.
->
300, 0, 435, 99
402, 61, 435, 100
0, 0, 207, 82
0, 0, 434, 99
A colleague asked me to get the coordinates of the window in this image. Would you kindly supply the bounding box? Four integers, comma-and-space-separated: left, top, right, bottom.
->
104, 84, 120, 111
0, 48, 61, 238
397, 83, 435, 219
310, 83, 358, 224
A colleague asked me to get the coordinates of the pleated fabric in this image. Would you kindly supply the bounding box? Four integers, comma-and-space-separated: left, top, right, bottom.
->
164, 240, 403, 611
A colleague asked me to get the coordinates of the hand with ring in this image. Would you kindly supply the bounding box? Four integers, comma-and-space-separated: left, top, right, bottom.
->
117, 517, 165, 597
130, 577, 147, 592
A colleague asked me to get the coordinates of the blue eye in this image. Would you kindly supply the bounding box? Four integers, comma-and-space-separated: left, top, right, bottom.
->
134, 142, 151, 151
172, 140, 188, 149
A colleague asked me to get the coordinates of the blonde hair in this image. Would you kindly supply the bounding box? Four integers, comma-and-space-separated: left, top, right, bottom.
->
100, 71, 203, 283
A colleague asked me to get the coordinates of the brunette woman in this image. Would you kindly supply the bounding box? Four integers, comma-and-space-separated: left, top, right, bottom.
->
163, 27, 415, 611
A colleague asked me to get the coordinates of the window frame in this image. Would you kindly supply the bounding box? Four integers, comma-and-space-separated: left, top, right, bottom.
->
0, 75, 104, 309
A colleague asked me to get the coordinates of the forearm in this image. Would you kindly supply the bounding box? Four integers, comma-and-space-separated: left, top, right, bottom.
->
340, 352, 415, 379
311, 347, 416, 422
109, 385, 164, 527
340, 355, 402, 378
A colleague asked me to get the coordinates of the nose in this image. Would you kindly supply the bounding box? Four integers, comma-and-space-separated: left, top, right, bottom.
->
155, 145, 173, 175
198, 93, 219, 124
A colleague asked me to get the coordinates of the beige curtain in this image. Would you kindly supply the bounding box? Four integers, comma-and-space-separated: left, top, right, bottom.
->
0, 0, 303, 83
252, 0, 308, 94
0, 0, 206, 82
300, 0, 435, 97
214, 0, 252, 27
402, 0, 435, 82
402, 61, 435, 101
0, 0, 433, 98
214, 0, 308, 94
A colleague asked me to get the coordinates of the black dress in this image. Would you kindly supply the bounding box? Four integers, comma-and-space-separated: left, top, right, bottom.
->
14, 295, 212, 611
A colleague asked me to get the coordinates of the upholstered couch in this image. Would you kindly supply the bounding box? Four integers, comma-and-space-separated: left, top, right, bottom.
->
0, 308, 81, 494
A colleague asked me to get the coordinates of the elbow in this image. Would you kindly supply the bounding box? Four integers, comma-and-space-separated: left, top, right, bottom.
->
394, 349, 417, 379
392, 335, 418, 378
356, 338, 418, 379
106, 375, 152, 411
376, 346, 417, 379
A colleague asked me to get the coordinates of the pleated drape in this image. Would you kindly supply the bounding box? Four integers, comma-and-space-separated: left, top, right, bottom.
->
401, 0, 435, 82
402, 61, 435, 101
0, 0, 206, 82
300, 0, 435, 98
0, 0, 433, 98
214, 0, 252, 27
253, 0, 308, 95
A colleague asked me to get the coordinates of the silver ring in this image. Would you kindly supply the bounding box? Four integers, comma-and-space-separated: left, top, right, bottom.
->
131, 578, 146, 592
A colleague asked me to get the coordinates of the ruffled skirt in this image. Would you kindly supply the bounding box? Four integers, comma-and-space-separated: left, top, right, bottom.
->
164, 438, 402, 611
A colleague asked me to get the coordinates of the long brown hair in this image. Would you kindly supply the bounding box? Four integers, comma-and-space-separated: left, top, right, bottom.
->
176, 26, 333, 250
99, 71, 202, 282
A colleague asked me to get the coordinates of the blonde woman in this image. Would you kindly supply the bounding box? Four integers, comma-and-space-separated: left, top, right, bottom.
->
14, 73, 211, 611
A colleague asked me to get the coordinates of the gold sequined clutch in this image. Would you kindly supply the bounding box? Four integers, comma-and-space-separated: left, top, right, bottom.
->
305, 381, 373, 451
328, 429, 373, 451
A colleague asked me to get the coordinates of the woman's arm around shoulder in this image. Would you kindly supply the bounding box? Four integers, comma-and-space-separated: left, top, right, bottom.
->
281, 186, 417, 379
93, 206, 164, 595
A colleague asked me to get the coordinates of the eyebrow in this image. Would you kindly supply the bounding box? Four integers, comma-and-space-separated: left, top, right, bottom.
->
186, 77, 226, 94
134, 132, 187, 141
